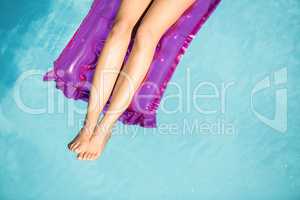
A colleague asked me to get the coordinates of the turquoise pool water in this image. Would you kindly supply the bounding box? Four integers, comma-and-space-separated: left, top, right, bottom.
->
0, 0, 300, 199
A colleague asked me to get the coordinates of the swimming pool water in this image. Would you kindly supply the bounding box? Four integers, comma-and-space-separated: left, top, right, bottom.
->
0, 0, 300, 199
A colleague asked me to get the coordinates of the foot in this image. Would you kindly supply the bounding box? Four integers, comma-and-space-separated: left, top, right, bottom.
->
68, 126, 94, 153
77, 127, 112, 160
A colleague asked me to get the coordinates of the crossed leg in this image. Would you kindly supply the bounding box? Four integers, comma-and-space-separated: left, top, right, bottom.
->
68, 0, 152, 153
78, 0, 196, 160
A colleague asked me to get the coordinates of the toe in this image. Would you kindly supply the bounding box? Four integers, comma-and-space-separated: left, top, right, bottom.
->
91, 153, 98, 160
68, 142, 74, 150
83, 152, 89, 160
86, 153, 92, 160
70, 142, 78, 151
67, 142, 72, 150
72, 143, 81, 152
91, 154, 96, 160
89, 154, 95, 160
74, 145, 81, 153
77, 152, 84, 160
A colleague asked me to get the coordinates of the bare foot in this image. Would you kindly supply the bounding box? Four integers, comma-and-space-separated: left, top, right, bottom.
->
68, 126, 94, 153
77, 126, 112, 160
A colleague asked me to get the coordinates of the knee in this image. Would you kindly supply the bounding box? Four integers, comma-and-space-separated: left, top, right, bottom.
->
109, 19, 135, 38
135, 26, 158, 48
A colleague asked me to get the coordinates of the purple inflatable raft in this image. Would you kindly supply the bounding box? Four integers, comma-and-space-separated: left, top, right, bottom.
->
43, 0, 221, 128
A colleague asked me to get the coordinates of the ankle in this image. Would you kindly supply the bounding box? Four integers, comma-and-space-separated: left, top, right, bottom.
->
94, 123, 113, 136
83, 118, 98, 131
81, 125, 94, 134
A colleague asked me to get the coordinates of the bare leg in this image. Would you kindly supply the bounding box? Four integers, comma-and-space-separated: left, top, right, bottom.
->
78, 0, 196, 160
68, 0, 152, 153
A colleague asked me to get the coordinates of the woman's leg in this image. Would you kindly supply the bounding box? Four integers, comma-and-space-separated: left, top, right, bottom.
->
68, 0, 152, 153
78, 0, 196, 160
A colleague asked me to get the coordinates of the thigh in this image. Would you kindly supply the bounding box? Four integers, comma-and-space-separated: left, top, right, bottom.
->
138, 0, 196, 38
115, 0, 152, 23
